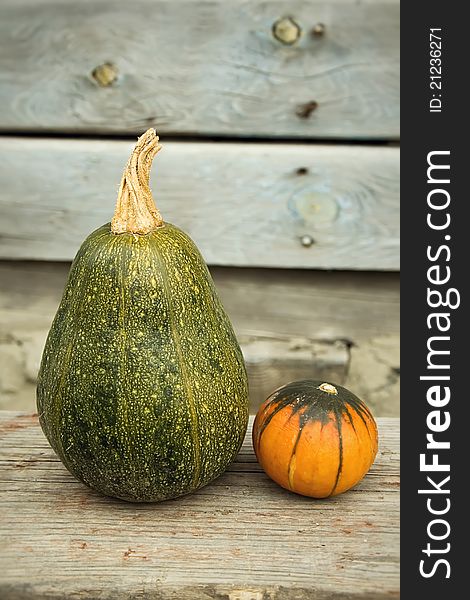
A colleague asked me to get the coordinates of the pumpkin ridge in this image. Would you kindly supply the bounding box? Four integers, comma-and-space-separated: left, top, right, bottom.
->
149, 233, 202, 488
256, 392, 301, 443
287, 451, 297, 490
343, 404, 364, 449
329, 407, 344, 496
286, 409, 321, 491
286, 417, 304, 490
346, 400, 375, 443
342, 404, 357, 434
255, 399, 283, 446
50, 229, 112, 468
116, 236, 131, 443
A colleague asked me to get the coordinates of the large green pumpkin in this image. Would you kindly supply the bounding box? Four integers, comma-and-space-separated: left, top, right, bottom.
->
37, 130, 249, 502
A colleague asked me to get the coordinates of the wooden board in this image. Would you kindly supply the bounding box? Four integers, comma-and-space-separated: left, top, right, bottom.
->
0, 262, 400, 343
0, 138, 400, 269
0, 0, 399, 139
0, 261, 400, 415
0, 412, 399, 599
0, 327, 350, 414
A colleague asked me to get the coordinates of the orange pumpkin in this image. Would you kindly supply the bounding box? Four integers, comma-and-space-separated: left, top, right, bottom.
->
252, 380, 378, 498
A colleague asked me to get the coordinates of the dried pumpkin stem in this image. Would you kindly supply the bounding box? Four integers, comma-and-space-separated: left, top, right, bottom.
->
318, 383, 338, 395
111, 128, 163, 235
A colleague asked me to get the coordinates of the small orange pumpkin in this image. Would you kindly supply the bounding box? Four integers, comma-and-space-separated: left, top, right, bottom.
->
252, 380, 378, 498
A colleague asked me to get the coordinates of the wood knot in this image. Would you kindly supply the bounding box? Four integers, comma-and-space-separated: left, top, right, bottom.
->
296, 101, 318, 119
91, 63, 118, 87
272, 17, 302, 45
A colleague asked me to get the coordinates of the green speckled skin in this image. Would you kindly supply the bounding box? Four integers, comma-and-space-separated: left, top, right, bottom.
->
37, 222, 249, 502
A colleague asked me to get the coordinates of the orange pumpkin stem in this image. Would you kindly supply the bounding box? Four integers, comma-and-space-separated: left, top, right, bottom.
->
111, 128, 163, 235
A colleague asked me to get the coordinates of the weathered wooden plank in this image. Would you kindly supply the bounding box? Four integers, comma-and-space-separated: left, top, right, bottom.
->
0, 327, 349, 414
0, 0, 399, 139
0, 412, 399, 599
0, 138, 400, 269
0, 261, 400, 415
0, 262, 400, 342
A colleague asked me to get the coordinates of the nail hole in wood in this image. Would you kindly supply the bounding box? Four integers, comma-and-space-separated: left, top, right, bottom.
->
296, 101, 319, 119
300, 235, 315, 247
312, 23, 326, 36
296, 167, 309, 176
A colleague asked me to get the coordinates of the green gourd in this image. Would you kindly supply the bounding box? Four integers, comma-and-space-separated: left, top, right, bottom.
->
37, 130, 249, 502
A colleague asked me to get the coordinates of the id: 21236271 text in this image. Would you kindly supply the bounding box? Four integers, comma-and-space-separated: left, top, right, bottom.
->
429, 28, 442, 113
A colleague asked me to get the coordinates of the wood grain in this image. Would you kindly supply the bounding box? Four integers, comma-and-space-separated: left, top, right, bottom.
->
0, 0, 399, 139
0, 412, 399, 599
0, 137, 400, 269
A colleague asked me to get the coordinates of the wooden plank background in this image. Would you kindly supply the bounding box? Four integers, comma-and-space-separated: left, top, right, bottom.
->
0, 412, 400, 599
0, 0, 400, 418
0, 0, 399, 139
0, 261, 400, 416
0, 138, 399, 269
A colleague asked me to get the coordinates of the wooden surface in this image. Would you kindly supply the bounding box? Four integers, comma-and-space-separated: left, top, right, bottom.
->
0, 412, 399, 599
0, 262, 400, 343
0, 261, 400, 415
0, 0, 399, 139
0, 138, 400, 269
